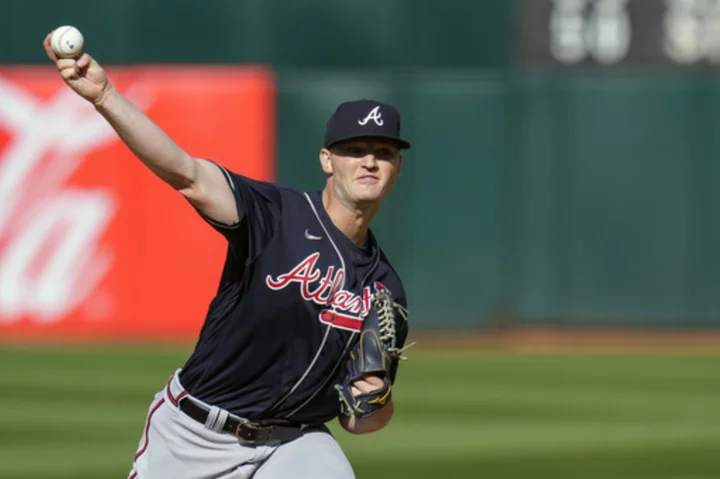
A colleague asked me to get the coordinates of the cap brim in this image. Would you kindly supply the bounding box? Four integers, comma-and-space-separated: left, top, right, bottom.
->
326, 134, 411, 150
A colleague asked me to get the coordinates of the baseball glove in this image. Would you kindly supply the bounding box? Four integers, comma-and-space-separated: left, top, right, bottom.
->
334, 285, 412, 420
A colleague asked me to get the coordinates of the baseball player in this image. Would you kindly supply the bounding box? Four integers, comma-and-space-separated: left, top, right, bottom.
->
43, 34, 411, 479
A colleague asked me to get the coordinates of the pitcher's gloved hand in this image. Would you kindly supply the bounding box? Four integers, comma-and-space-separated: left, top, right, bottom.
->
334, 286, 413, 419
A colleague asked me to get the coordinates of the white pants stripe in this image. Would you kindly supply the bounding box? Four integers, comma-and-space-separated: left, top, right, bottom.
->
127, 369, 355, 479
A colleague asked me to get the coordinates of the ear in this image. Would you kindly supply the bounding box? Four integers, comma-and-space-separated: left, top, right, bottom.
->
320, 148, 333, 175
396, 153, 403, 176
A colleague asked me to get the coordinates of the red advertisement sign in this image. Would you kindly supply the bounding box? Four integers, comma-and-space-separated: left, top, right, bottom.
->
0, 66, 275, 342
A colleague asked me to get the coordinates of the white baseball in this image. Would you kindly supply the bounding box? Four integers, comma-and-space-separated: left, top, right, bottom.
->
51, 25, 84, 59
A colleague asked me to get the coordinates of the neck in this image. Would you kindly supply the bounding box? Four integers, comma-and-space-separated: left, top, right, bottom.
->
322, 188, 380, 246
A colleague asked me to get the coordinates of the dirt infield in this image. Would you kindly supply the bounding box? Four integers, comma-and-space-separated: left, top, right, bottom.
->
408, 327, 720, 354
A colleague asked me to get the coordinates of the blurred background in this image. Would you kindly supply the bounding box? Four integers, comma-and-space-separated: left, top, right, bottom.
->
1, 1, 719, 478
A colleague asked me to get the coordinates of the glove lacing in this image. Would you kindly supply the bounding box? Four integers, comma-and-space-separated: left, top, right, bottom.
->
375, 292, 416, 360
375, 293, 396, 342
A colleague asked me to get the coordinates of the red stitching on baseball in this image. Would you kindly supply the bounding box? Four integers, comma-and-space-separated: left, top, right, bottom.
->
58, 29, 71, 52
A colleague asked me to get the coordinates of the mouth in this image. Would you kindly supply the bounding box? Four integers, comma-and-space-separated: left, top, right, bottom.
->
356, 175, 379, 185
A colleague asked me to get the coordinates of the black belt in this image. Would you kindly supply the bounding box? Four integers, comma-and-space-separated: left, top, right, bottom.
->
178, 397, 325, 447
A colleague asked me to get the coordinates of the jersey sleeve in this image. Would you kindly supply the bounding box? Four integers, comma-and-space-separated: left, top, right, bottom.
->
196, 162, 282, 264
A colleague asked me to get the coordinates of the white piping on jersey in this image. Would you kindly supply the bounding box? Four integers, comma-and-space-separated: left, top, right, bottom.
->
217, 163, 236, 191
196, 163, 242, 229
268, 324, 332, 414
267, 193, 352, 415
285, 333, 356, 418
303, 192, 347, 284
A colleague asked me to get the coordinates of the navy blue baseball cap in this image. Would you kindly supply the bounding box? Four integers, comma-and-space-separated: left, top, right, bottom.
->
324, 99, 411, 150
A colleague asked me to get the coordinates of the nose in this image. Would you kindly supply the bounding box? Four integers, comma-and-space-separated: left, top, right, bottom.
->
361, 154, 378, 169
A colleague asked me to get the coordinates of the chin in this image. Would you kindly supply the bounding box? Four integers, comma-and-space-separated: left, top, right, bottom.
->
353, 187, 385, 204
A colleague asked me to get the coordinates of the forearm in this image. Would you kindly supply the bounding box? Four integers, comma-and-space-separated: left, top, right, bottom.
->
339, 400, 394, 435
94, 84, 197, 190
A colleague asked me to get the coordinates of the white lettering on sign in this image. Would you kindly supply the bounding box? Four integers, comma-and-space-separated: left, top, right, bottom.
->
664, 0, 720, 64
0, 76, 151, 323
550, 0, 631, 65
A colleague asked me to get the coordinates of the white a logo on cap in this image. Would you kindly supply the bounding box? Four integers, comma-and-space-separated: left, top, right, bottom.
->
358, 106, 384, 126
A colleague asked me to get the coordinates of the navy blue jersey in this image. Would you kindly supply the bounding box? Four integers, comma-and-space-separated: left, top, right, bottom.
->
178, 166, 408, 425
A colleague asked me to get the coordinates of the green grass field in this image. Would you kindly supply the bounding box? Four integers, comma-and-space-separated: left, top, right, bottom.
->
0, 344, 718, 479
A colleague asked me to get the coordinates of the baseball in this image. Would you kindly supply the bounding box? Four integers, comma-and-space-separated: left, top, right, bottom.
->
51, 25, 84, 59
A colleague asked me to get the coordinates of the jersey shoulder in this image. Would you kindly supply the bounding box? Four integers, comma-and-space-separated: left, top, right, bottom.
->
224, 170, 288, 202
222, 173, 312, 217
273, 182, 315, 205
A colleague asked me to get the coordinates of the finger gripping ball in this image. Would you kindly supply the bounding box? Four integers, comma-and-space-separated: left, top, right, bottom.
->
51, 25, 84, 59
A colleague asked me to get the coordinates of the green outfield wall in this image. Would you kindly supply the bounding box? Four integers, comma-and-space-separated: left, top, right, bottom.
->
4, 0, 718, 328
276, 71, 720, 328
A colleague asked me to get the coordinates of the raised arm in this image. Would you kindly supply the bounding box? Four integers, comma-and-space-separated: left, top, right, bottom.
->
43, 32, 238, 226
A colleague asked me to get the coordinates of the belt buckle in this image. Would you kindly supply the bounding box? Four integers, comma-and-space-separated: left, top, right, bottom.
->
235, 420, 269, 447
